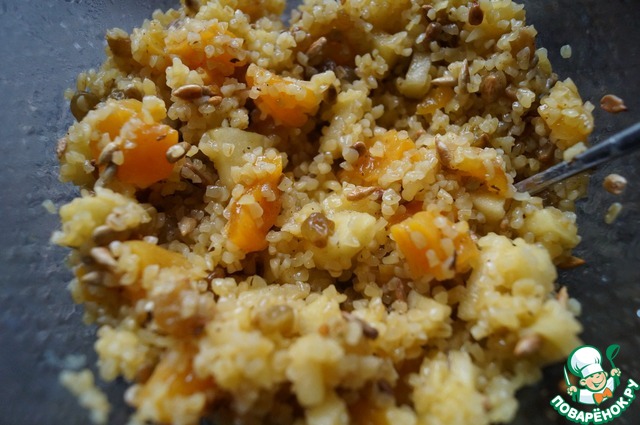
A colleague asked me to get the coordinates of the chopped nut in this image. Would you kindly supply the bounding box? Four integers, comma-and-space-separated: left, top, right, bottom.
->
514, 334, 541, 357
254, 304, 295, 335
166, 142, 190, 164
479, 71, 507, 102
557, 256, 586, 269
90, 247, 118, 269
301, 212, 335, 248
600, 94, 627, 113
346, 186, 380, 201
468, 2, 484, 25
603, 173, 627, 195
430, 75, 457, 87
182, 159, 215, 186
424, 22, 442, 42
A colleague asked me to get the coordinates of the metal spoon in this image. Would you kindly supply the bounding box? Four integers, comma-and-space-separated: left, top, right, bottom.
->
515, 122, 640, 195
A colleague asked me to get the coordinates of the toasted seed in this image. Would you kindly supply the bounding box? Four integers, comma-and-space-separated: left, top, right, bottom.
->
184, 0, 200, 13
352, 141, 367, 156
301, 212, 335, 248
90, 247, 118, 269
92, 225, 118, 246
435, 139, 453, 167
421, 4, 433, 20
556, 286, 569, 307
430, 75, 457, 87
603, 173, 627, 195
166, 142, 189, 164
106, 29, 132, 58
535, 142, 555, 163
173, 84, 206, 100
514, 334, 541, 357
80, 271, 104, 285
306, 36, 327, 59
207, 95, 223, 106
468, 1, 484, 25
480, 71, 507, 102
341, 311, 379, 340
504, 85, 518, 101
458, 59, 470, 93
182, 159, 215, 185
70, 91, 100, 121
605, 202, 623, 224
255, 305, 295, 335
557, 256, 586, 269
56, 137, 68, 160
425, 22, 442, 42
346, 186, 379, 201
98, 142, 120, 166
600, 94, 627, 113
95, 163, 118, 188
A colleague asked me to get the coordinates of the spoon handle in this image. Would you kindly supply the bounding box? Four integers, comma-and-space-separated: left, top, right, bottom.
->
515, 122, 640, 195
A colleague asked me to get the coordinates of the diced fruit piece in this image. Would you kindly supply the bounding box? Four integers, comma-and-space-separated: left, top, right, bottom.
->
199, 128, 271, 190
91, 99, 179, 188
416, 87, 454, 115
166, 20, 246, 84
339, 130, 416, 186
117, 121, 179, 188
538, 79, 594, 150
309, 211, 377, 274
246, 64, 322, 127
397, 52, 432, 99
135, 349, 214, 425
391, 211, 478, 281
470, 191, 506, 223
226, 155, 283, 253
437, 140, 509, 194
124, 240, 189, 269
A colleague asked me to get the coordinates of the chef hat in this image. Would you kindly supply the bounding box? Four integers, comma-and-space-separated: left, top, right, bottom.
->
568, 346, 604, 379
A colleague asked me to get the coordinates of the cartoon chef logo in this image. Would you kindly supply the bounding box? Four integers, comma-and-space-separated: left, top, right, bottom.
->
565, 344, 622, 405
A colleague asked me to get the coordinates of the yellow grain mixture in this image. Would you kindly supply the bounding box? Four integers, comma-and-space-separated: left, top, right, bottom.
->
53, 0, 595, 424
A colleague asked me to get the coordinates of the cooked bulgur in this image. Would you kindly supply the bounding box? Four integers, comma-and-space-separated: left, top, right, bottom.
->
53, 0, 595, 424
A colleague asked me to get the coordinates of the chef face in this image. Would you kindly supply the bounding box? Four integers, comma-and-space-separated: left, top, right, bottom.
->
581, 372, 608, 391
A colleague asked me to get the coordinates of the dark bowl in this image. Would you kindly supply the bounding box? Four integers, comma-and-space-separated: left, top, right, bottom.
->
1, 1, 638, 424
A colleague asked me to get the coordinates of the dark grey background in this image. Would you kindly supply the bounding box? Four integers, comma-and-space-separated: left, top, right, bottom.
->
0, 1, 638, 424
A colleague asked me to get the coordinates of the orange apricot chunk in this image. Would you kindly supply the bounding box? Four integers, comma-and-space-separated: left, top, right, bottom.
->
391, 211, 478, 281
246, 64, 322, 127
416, 86, 454, 116
226, 155, 283, 253
339, 130, 416, 186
